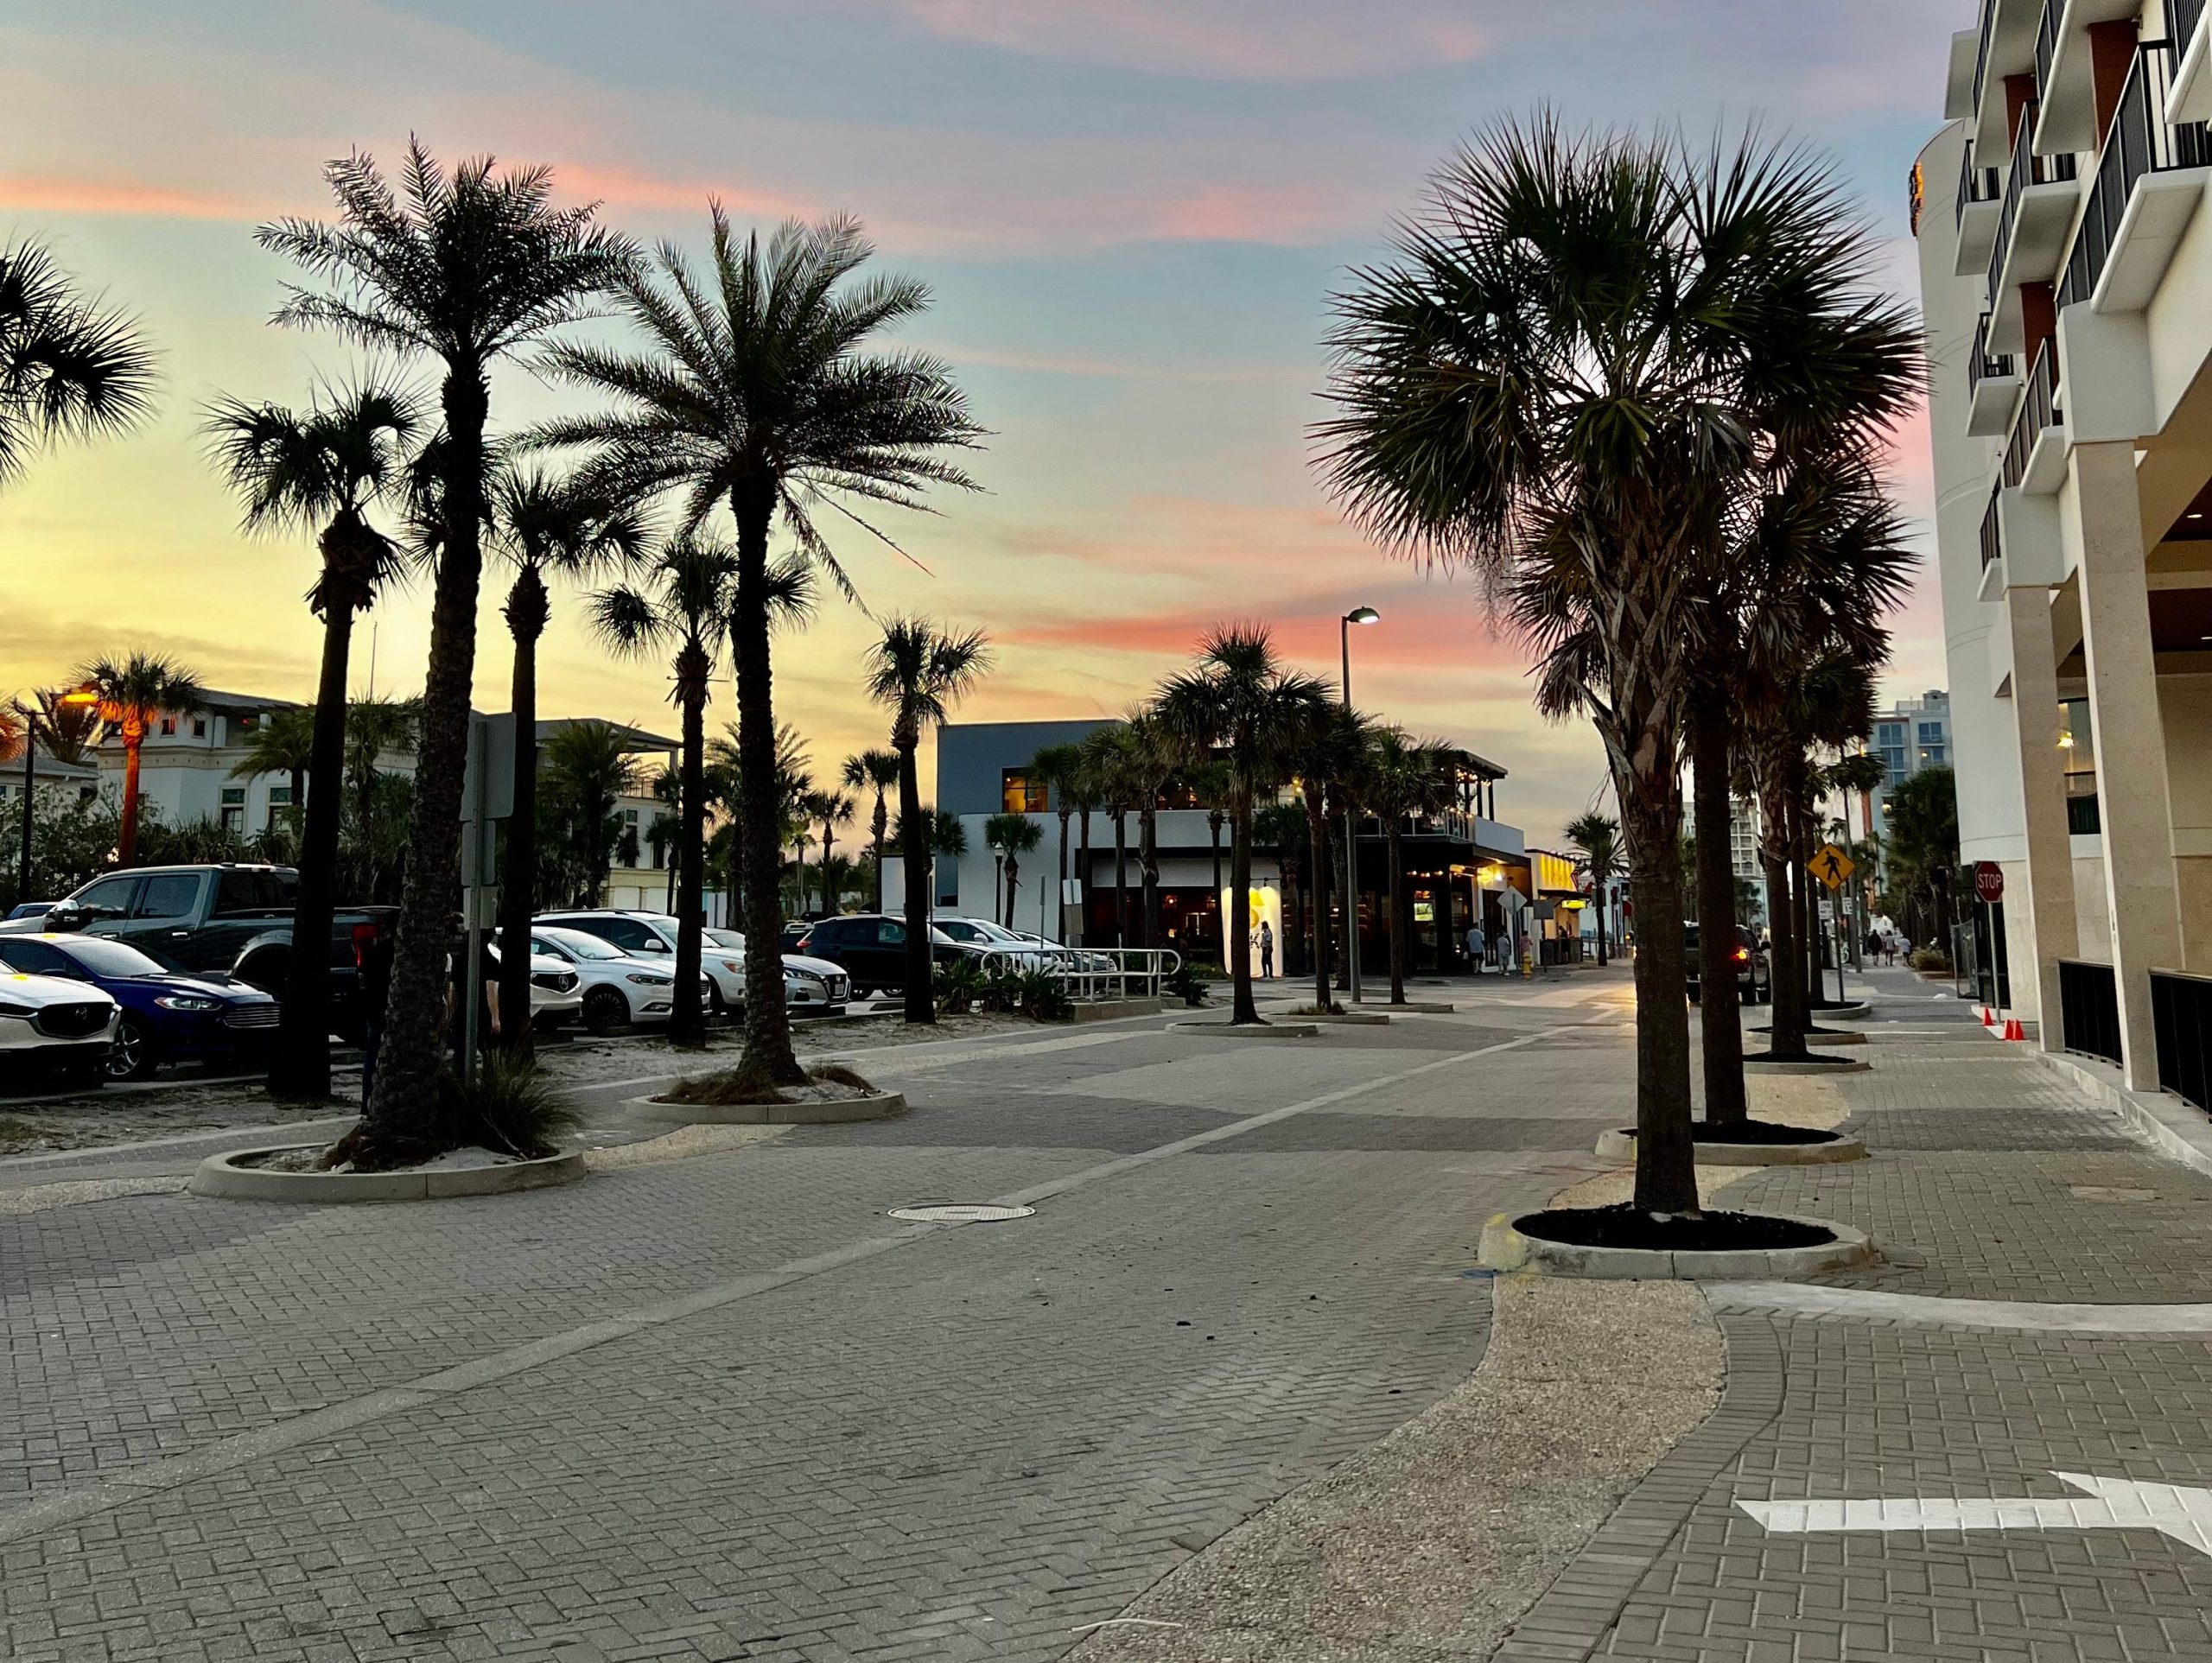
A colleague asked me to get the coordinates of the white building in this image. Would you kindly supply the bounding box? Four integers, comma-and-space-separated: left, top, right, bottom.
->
1870, 690, 1953, 823
1915, 0, 2212, 1100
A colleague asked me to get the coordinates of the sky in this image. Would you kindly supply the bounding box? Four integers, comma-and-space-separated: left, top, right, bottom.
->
0, 0, 1960, 847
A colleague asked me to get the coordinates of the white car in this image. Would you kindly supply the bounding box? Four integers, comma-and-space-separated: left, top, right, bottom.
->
0, 969, 119, 1088
702, 927, 850, 1014
931, 915, 1061, 968
531, 926, 712, 1035
474, 944, 586, 1030
536, 911, 848, 1015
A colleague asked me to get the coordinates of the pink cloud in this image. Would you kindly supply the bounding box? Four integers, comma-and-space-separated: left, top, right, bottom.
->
0, 174, 268, 222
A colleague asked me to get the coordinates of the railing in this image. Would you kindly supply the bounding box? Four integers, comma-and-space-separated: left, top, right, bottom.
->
1957, 144, 2004, 233
2002, 340, 2060, 488
2058, 958, 2124, 1065
1973, 0, 2000, 128
1980, 483, 2005, 568
2151, 968, 2212, 1113
2057, 40, 2211, 307
2033, 0, 2062, 106
2177, 0, 2207, 66
975, 942, 1181, 1002
1987, 111, 2078, 304
1968, 311, 2016, 397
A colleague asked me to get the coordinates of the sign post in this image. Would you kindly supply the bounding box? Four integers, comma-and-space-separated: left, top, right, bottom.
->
1807, 844, 1856, 1005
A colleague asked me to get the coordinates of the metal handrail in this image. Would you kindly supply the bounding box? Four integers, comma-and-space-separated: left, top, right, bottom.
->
1986, 108, 2077, 304
2177, 0, 2207, 66
1967, 311, 2015, 397
1973, 0, 2000, 129
1956, 143, 2003, 234
969, 941, 1182, 1002
1980, 483, 2004, 568
2057, 40, 2210, 307
2032, 0, 2062, 107
2002, 340, 2059, 488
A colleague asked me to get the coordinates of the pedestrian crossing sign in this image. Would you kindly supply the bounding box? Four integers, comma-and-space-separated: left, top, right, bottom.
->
1807, 844, 1854, 891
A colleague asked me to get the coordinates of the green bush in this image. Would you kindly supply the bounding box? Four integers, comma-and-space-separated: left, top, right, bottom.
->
933, 956, 990, 1015
1164, 959, 1212, 1007
438, 1054, 581, 1157
1907, 945, 1952, 974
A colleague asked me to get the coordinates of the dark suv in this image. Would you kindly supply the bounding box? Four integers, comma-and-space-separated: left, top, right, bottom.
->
1684, 923, 1770, 1006
797, 914, 983, 996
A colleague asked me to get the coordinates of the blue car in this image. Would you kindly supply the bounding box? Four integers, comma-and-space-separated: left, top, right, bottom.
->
0, 933, 281, 1081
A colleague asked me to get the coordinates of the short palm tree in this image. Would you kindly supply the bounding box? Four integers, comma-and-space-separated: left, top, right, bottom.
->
539, 720, 645, 909
1, 238, 156, 492
1155, 626, 1329, 1025
983, 811, 1043, 929
842, 749, 902, 910
489, 466, 648, 1047
1365, 729, 1457, 1006
1121, 712, 1186, 949
1026, 742, 1086, 940
227, 706, 316, 827
1564, 811, 1622, 968
1080, 724, 1143, 947
205, 375, 419, 1095
800, 787, 855, 916
78, 652, 207, 868
540, 208, 983, 1073
29, 688, 99, 765
260, 143, 631, 1163
865, 619, 992, 1027
1288, 703, 1372, 1015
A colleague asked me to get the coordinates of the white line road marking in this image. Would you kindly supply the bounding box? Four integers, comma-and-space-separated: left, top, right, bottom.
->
1739, 1473, 2212, 1557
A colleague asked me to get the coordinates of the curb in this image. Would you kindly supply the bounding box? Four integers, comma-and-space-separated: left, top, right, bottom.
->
188, 1143, 588, 1203
1478, 1209, 1876, 1281
1750, 1025, 1867, 1047
1804, 1000, 1871, 1019
1167, 1020, 1320, 1038
1355, 999, 1456, 1012
1593, 1128, 1869, 1166
626, 1089, 907, 1127
2031, 1048, 2212, 1180
1288, 1009, 1391, 1025
1071, 998, 1163, 1024
1742, 1056, 1871, 1075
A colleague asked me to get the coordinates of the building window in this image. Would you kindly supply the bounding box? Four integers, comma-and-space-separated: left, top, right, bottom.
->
193, 718, 207, 738
266, 786, 292, 831
1001, 770, 1047, 813
2060, 698, 2098, 834
220, 785, 245, 835
159, 717, 175, 736
1916, 721, 1945, 746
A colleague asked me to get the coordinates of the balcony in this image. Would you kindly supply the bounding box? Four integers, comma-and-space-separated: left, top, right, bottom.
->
1978, 484, 2007, 600
1955, 147, 2007, 275
1973, 0, 2047, 156
1967, 312, 2022, 435
2171, 0, 2211, 124
2034, 0, 2145, 156
2003, 341, 2067, 495
2056, 40, 2212, 312
1986, 119, 2081, 353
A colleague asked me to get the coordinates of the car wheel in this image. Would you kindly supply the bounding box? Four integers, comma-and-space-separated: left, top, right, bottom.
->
707, 982, 728, 1018
236, 951, 287, 999
106, 1014, 158, 1082
582, 986, 627, 1037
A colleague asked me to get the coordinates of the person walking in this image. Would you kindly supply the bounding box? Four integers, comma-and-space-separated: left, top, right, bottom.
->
1257, 919, 1275, 980
1466, 921, 1486, 976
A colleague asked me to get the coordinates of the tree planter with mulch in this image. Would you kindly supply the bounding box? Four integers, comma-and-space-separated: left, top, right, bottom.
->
191, 1143, 587, 1203
1356, 998, 1454, 1012
1804, 1000, 1870, 1018
1750, 1024, 1866, 1046
1167, 1019, 1319, 1038
1288, 1006, 1390, 1025
1741, 1050, 1871, 1075
1480, 1203, 1875, 1279
634, 1063, 906, 1127
1594, 1121, 1868, 1166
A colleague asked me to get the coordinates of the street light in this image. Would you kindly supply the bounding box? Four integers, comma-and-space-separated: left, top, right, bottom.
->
14, 686, 99, 906
1340, 606, 1379, 1002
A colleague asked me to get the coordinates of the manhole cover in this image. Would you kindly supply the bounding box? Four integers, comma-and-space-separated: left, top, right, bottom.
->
888, 1203, 1036, 1223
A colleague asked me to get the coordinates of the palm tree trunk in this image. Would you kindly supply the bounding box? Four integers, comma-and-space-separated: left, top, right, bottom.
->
1690, 701, 1748, 1127
498, 573, 547, 1059
1228, 783, 1257, 1024
1761, 768, 1807, 1057
1621, 768, 1699, 1215
872, 794, 889, 911
898, 737, 932, 1024
731, 486, 803, 1080
270, 599, 354, 1099
1387, 822, 1407, 1005
1209, 819, 1224, 969
1077, 809, 1092, 944
1306, 797, 1333, 1015
361, 365, 489, 1163
1595, 879, 1611, 967
1111, 813, 1128, 946
1140, 808, 1160, 948
1056, 807, 1071, 941
1004, 855, 1018, 929
669, 647, 709, 1049
118, 731, 143, 866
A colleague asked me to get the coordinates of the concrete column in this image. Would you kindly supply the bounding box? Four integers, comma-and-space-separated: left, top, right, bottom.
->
2005, 585, 2079, 1050
2069, 441, 2183, 1089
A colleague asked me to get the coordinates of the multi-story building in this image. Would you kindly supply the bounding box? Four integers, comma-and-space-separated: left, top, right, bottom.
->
1914, 0, 2212, 1098
1870, 691, 1953, 822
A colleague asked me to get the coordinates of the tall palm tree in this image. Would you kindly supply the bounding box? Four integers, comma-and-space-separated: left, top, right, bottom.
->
591, 536, 750, 1046
539, 720, 645, 908
1122, 712, 1186, 948
865, 619, 991, 1026
1365, 729, 1456, 1005
205, 377, 419, 1096
1564, 811, 1622, 968
489, 467, 648, 1048
1318, 117, 1916, 1215
229, 706, 317, 829
842, 749, 902, 911
1186, 758, 1233, 967
78, 652, 207, 867
260, 143, 631, 1163
1156, 626, 1329, 1025
983, 811, 1043, 929
1026, 741, 1085, 942
800, 787, 855, 916
1, 238, 156, 492
540, 208, 983, 1078
1288, 703, 1370, 1015
1081, 724, 1142, 947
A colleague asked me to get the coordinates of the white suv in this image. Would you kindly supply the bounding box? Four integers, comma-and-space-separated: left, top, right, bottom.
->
0, 970, 120, 1089
531, 926, 713, 1034
537, 911, 848, 1015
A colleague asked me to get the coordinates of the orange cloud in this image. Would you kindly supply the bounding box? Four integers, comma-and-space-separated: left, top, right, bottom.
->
0, 174, 268, 221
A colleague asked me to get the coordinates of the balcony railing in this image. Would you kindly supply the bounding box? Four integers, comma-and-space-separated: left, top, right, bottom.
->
1956, 143, 2004, 233
2058, 958, 2124, 1066
2152, 968, 2212, 1114
2002, 340, 2059, 489
1980, 484, 2004, 568
1987, 111, 2078, 304
2057, 40, 2212, 308
1968, 311, 2015, 397
1973, 0, 2000, 128
2032, 0, 2061, 107
2177, 0, 2207, 64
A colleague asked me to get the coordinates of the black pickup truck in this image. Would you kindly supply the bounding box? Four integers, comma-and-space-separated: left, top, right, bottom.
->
0, 864, 397, 1041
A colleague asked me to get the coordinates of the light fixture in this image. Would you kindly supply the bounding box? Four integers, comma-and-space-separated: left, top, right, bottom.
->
1344, 606, 1380, 625
58, 686, 98, 707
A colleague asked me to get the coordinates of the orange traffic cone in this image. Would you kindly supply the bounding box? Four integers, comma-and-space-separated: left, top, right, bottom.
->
2002, 1017, 2025, 1041
1981, 1006, 1996, 1026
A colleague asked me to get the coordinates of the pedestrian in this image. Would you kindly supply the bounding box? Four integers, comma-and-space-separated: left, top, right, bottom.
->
356, 922, 393, 1108
1466, 922, 1487, 975
1258, 919, 1274, 981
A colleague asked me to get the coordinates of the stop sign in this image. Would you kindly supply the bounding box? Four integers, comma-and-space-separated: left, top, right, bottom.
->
1974, 861, 2005, 904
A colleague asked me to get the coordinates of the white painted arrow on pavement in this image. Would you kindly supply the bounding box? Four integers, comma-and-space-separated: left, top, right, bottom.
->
1739, 1473, 2212, 1558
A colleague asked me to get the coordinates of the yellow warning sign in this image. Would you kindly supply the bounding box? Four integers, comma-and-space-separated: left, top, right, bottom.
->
1807, 844, 1855, 891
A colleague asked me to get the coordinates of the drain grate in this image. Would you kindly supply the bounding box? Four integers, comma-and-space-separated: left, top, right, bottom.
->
889, 1203, 1036, 1223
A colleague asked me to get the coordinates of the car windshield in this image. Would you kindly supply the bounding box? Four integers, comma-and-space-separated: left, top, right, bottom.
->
50, 937, 174, 979
537, 930, 624, 962
704, 929, 745, 950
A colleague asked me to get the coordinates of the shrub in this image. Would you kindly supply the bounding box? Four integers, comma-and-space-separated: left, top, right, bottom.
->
810, 1063, 877, 1093
439, 1055, 581, 1157
1908, 945, 1952, 974
934, 956, 989, 1015
1164, 959, 1211, 1007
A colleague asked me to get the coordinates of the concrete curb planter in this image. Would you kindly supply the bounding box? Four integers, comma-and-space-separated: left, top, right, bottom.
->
1478, 1210, 1876, 1281
189, 1143, 587, 1203
1167, 1020, 1319, 1038
1805, 1001, 1871, 1019
1592, 1127, 1869, 1166
1742, 1055, 1871, 1075
1288, 1008, 1391, 1025
626, 1090, 906, 1127
1750, 1025, 1867, 1046
1356, 999, 1455, 1013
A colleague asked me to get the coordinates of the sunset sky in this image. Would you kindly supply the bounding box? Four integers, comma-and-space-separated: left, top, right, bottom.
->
1, 0, 1956, 846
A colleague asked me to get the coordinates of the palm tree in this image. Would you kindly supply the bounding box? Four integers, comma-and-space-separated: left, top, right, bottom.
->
865, 619, 992, 1026
1565, 811, 1622, 968
1120, 712, 1188, 949
1287, 704, 1370, 1015
1156, 626, 1329, 1025
539, 721, 645, 908
1026, 741, 1086, 942
489, 467, 648, 1048
1365, 729, 1457, 1005
540, 208, 983, 1077
708, 720, 811, 938
260, 143, 631, 1163
1, 238, 156, 492
78, 652, 207, 867
842, 749, 902, 911
204, 376, 420, 1095
801, 787, 855, 916
28, 688, 99, 765
984, 811, 1043, 929
591, 536, 751, 1046
1081, 724, 1142, 947
1186, 759, 1233, 967
1318, 118, 1917, 1216
344, 695, 416, 835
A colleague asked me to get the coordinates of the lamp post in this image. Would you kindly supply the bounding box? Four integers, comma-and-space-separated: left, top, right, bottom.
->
11, 688, 99, 905
1340, 606, 1379, 1002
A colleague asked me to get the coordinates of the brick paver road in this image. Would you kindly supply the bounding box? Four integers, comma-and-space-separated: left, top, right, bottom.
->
0, 978, 1629, 1662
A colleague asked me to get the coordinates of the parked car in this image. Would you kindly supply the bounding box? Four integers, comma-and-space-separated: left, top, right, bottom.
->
702, 928, 849, 1014
796, 912, 986, 996
476, 942, 585, 1031
1684, 923, 1770, 1006
535, 910, 848, 1016
0, 968, 118, 1089
0, 933, 280, 1081
3, 901, 56, 924
0, 865, 397, 1042
530, 925, 712, 1035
